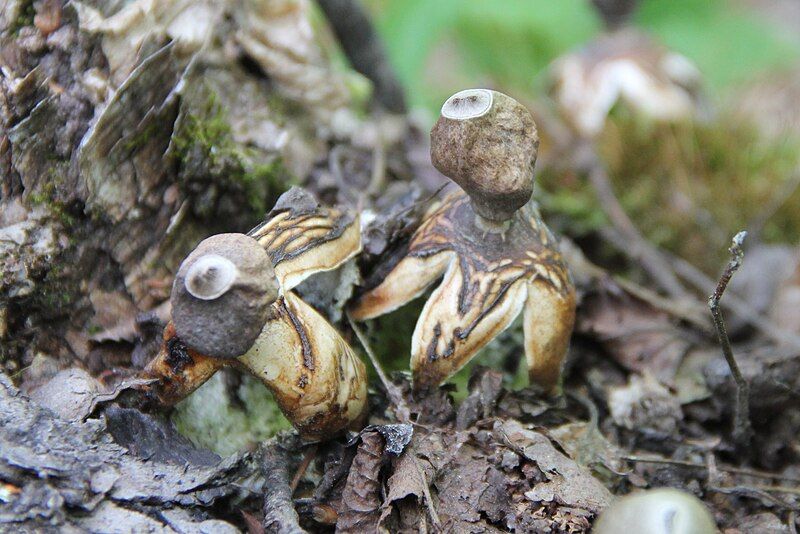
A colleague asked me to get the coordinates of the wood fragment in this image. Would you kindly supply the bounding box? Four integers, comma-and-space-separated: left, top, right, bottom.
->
708, 231, 753, 451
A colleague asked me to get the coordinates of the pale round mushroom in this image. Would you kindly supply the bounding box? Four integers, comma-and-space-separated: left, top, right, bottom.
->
593, 488, 717, 534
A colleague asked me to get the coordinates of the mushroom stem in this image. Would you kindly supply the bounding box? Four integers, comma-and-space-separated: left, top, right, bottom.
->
473, 213, 512, 234
236, 293, 368, 441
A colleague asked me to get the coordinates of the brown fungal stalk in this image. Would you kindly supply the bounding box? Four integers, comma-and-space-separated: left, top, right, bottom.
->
143, 188, 368, 441
350, 89, 576, 393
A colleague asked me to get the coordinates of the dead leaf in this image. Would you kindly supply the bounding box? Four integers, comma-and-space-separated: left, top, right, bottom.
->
456, 366, 504, 430
378, 444, 432, 532
548, 421, 629, 479
578, 286, 694, 383
500, 420, 611, 514
607, 373, 683, 439
336, 430, 385, 533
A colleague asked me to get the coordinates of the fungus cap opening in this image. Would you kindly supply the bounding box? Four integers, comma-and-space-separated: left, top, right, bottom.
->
441, 88, 493, 120
185, 254, 238, 300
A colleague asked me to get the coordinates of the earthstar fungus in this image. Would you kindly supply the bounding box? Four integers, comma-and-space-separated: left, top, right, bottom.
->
144, 188, 367, 440
351, 89, 576, 392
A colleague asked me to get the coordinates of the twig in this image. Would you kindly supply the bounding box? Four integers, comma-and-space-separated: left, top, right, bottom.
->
316, 0, 407, 113
412, 454, 441, 528
708, 231, 753, 450
708, 484, 800, 511
289, 444, 318, 494
347, 312, 411, 422
578, 141, 689, 300
261, 438, 306, 534
669, 250, 800, 351
624, 455, 800, 484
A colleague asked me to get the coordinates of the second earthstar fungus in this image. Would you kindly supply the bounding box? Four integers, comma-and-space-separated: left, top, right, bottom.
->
143, 188, 368, 441
351, 89, 576, 393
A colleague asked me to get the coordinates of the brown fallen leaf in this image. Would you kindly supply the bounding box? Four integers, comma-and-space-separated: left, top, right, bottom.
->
336, 431, 386, 533
578, 286, 695, 383
499, 420, 611, 514
378, 444, 434, 532
548, 421, 630, 480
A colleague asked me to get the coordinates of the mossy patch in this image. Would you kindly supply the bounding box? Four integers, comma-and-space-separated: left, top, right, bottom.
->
171, 371, 292, 456
26, 178, 78, 231
538, 110, 800, 274
172, 90, 294, 217
9, 0, 35, 36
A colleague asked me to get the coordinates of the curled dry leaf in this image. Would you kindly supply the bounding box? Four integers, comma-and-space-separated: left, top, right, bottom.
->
336, 430, 385, 533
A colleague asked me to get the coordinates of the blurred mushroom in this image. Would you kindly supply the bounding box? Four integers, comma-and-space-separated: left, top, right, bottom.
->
144, 188, 367, 441
350, 89, 576, 393
593, 488, 717, 534
549, 29, 704, 138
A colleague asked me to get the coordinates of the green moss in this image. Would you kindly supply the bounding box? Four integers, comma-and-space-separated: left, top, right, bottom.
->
26, 173, 78, 230
9, 0, 35, 36
538, 110, 800, 273
172, 92, 232, 164
172, 372, 292, 456
29, 261, 80, 315
172, 90, 295, 215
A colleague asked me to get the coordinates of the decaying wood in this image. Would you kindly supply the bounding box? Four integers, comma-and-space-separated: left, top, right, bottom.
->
261, 436, 306, 534
0, 372, 256, 532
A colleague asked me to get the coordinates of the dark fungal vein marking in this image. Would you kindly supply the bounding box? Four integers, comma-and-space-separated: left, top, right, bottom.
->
253, 212, 353, 266
281, 299, 314, 370
458, 274, 526, 340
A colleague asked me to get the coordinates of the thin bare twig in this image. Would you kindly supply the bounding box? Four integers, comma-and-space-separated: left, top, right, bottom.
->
708, 484, 800, 511
624, 455, 800, 484
261, 439, 306, 534
708, 231, 753, 450
668, 250, 800, 351
289, 444, 318, 494
347, 312, 411, 422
